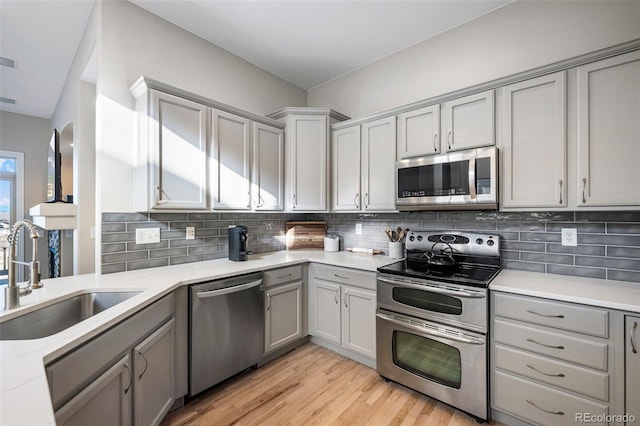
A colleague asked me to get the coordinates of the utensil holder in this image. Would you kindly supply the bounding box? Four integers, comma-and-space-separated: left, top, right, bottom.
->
389, 241, 404, 259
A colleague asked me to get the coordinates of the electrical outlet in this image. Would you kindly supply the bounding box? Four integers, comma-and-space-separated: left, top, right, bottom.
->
186, 226, 195, 240
136, 227, 160, 244
561, 228, 578, 246
355, 223, 362, 235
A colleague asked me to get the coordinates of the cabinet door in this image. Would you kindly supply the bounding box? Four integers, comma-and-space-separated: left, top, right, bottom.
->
253, 122, 284, 211
362, 116, 396, 211
444, 90, 495, 152
212, 110, 251, 210
134, 318, 175, 426
287, 114, 328, 211
55, 355, 132, 426
626, 316, 640, 423
332, 125, 361, 211
265, 281, 303, 353
309, 279, 341, 345
397, 105, 440, 159
150, 91, 208, 210
341, 286, 376, 360
577, 50, 640, 207
502, 72, 567, 208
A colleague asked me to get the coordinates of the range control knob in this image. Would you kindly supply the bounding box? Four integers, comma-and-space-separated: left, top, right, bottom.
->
476, 238, 483, 245
487, 239, 495, 246
409, 236, 415, 242
417, 235, 423, 241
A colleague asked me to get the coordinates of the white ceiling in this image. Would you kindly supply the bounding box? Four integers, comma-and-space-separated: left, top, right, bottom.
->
0, 0, 511, 120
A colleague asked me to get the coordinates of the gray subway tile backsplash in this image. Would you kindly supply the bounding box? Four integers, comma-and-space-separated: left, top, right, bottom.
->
101, 210, 640, 283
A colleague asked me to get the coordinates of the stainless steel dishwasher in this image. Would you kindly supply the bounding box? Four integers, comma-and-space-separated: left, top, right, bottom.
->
189, 272, 264, 396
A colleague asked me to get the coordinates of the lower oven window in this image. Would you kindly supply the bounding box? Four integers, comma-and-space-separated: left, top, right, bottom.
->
392, 288, 462, 315
392, 330, 462, 389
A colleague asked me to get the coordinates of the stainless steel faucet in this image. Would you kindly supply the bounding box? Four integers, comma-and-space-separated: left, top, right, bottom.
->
4, 219, 43, 310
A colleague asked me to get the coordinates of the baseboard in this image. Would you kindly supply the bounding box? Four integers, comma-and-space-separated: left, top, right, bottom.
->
309, 336, 376, 369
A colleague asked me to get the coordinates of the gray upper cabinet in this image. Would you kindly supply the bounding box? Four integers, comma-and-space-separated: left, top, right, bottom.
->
501, 72, 567, 209
444, 90, 495, 152
211, 110, 252, 210
132, 87, 208, 211
252, 122, 284, 211
361, 117, 396, 211
577, 50, 640, 207
332, 125, 361, 211
397, 105, 440, 159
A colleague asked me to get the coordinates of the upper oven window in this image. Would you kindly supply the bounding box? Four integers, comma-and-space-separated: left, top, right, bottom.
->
397, 160, 470, 198
393, 330, 462, 389
392, 288, 462, 315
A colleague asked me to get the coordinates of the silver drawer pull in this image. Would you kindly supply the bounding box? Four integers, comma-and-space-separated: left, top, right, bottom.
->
277, 273, 292, 279
631, 321, 638, 354
526, 309, 564, 319
527, 338, 564, 350
334, 274, 349, 279
526, 364, 565, 377
527, 399, 564, 415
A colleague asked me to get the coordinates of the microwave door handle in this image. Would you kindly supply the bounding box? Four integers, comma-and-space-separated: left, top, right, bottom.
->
468, 156, 477, 200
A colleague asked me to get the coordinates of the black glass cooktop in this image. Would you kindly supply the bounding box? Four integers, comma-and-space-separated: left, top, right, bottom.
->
378, 255, 501, 287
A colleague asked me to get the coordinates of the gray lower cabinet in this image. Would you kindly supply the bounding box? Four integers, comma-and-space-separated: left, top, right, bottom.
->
47, 293, 177, 426
491, 292, 614, 425
264, 265, 304, 354
626, 315, 640, 424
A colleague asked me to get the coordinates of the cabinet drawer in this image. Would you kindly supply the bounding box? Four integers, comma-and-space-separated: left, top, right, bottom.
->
494, 292, 608, 338
495, 344, 609, 401
47, 293, 175, 410
494, 320, 607, 370
264, 265, 303, 288
494, 371, 608, 426
312, 264, 375, 291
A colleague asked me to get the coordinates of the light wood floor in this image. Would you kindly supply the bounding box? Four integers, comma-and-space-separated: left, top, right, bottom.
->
163, 343, 500, 426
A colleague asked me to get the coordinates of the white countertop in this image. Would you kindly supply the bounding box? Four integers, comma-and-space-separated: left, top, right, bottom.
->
490, 269, 640, 313
0, 250, 398, 426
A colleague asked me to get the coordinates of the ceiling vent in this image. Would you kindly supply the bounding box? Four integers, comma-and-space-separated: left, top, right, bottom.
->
0, 97, 16, 104
0, 56, 16, 68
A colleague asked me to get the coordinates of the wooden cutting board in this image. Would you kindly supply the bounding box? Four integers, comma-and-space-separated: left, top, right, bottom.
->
285, 221, 327, 249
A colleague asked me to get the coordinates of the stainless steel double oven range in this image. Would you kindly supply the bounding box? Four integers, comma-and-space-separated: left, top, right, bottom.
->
376, 230, 501, 421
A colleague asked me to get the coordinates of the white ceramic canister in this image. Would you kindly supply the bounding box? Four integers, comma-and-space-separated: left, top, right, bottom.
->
324, 235, 339, 252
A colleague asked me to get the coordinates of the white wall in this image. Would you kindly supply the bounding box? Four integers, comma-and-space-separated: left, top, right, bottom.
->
0, 110, 51, 276
308, 0, 640, 118
97, 0, 307, 213
51, 2, 98, 274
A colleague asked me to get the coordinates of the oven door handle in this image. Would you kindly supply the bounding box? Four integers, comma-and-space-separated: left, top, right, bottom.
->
376, 313, 484, 345
377, 277, 485, 298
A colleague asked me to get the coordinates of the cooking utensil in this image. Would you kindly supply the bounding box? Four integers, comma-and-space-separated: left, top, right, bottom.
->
384, 228, 394, 242
396, 229, 405, 242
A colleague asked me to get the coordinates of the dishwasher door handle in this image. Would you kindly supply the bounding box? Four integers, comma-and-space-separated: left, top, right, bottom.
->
196, 279, 263, 299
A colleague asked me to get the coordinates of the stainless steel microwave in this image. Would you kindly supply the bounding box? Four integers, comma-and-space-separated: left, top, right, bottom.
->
395, 147, 498, 210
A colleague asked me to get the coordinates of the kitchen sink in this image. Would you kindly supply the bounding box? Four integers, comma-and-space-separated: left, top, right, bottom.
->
0, 291, 142, 340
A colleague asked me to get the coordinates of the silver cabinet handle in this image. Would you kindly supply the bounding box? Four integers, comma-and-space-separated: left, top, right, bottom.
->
292, 193, 297, 208
526, 309, 565, 319
124, 363, 132, 394
266, 292, 271, 311
334, 287, 339, 304
632, 321, 638, 354
334, 273, 349, 279
559, 179, 563, 204
527, 338, 565, 350
364, 193, 369, 208
447, 129, 452, 150
582, 177, 587, 203
138, 352, 149, 380
526, 364, 565, 377
343, 290, 348, 308
257, 193, 265, 208
247, 191, 251, 209
196, 279, 263, 298
433, 133, 438, 152
527, 399, 564, 415
155, 185, 170, 204
277, 273, 292, 279
354, 193, 359, 209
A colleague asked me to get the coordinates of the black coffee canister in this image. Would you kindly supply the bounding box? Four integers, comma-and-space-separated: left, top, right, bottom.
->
228, 225, 250, 261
